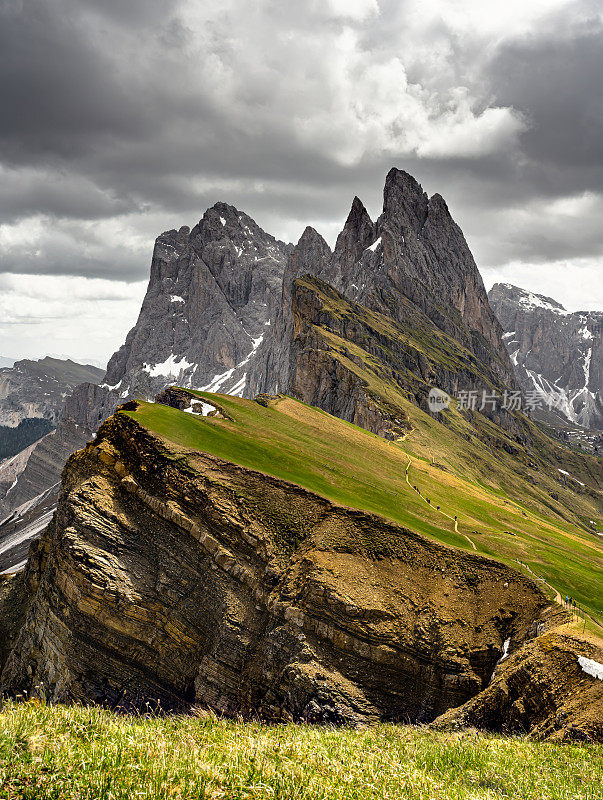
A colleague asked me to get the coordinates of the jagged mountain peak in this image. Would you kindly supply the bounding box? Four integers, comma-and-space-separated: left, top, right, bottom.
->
284, 227, 333, 298
195, 202, 281, 247
384, 166, 424, 194
250, 166, 516, 396
382, 167, 429, 233
333, 196, 376, 268
297, 225, 332, 252
103, 203, 290, 401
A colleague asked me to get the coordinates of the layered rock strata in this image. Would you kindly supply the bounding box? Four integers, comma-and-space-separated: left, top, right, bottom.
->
0, 405, 553, 723
434, 631, 603, 742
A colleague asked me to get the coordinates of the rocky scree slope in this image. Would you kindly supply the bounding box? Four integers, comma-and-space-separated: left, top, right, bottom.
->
489, 283, 603, 429
0, 397, 557, 726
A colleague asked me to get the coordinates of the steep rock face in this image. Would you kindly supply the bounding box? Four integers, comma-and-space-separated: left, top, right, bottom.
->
104, 204, 289, 400
0, 357, 103, 428
251, 169, 514, 396
288, 275, 521, 441
489, 283, 603, 429
0, 405, 553, 723
358, 172, 506, 358
0, 485, 58, 575
0, 441, 39, 508
434, 632, 603, 742
248, 227, 333, 396
0, 206, 288, 529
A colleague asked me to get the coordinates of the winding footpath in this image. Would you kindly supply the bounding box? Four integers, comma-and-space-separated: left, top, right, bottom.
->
404, 457, 477, 550
514, 558, 562, 604
400, 450, 598, 627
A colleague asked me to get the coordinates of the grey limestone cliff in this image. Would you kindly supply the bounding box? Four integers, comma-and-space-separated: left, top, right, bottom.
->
249, 168, 514, 396
489, 283, 603, 429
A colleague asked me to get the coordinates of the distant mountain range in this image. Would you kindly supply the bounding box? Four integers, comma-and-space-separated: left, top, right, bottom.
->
0, 357, 105, 514
488, 283, 603, 430
0, 357, 104, 428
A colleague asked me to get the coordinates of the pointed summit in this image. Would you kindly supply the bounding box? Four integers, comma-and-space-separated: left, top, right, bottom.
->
284, 227, 332, 300
382, 167, 429, 234
334, 196, 376, 267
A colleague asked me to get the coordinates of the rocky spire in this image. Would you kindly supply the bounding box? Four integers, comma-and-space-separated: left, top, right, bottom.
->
332, 196, 376, 279
247, 226, 332, 396
104, 203, 290, 400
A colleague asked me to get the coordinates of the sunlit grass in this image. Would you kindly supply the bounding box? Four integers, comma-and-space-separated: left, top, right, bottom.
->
122, 393, 603, 627
0, 700, 600, 800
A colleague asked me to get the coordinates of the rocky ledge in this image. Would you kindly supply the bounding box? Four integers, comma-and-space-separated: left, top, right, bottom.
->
0, 401, 558, 725
434, 632, 603, 742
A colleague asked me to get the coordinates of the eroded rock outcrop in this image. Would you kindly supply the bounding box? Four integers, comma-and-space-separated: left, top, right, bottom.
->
433, 632, 603, 742
0, 405, 554, 723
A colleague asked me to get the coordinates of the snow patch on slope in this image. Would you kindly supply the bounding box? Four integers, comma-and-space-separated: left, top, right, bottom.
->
578, 656, 603, 680
197, 332, 264, 397
184, 401, 216, 417
143, 354, 194, 379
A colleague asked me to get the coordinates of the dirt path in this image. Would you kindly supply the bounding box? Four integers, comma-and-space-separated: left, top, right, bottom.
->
402, 448, 570, 612
514, 558, 562, 603
405, 457, 477, 550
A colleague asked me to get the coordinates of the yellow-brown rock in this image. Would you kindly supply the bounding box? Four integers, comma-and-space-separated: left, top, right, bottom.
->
0, 410, 556, 723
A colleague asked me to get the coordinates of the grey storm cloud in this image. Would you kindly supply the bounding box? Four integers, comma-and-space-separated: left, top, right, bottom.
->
0, 0, 602, 284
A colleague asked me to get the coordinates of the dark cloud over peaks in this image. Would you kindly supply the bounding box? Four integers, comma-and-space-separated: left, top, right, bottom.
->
0, 0, 601, 362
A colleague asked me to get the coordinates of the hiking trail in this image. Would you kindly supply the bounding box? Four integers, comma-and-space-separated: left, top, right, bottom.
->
404, 456, 477, 550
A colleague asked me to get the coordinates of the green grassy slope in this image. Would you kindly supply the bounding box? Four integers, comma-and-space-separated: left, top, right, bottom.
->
1, 700, 600, 800
292, 275, 603, 514
123, 391, 603, 629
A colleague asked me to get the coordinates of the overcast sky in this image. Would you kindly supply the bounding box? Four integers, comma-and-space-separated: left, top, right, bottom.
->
1, 0, 602, 366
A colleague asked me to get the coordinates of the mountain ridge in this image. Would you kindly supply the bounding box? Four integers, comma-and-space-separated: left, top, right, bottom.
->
489, 282, 603, 430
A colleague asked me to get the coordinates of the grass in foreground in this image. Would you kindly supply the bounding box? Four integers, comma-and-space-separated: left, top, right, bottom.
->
0, 700, 601, 800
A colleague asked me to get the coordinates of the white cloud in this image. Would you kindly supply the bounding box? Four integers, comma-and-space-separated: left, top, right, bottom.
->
0, 213, 154, 279
424, 0, 575, 41
483, 257, 603, 312
177, 0, 527, 167
0, 274, 146, 365
322, 0, 380, 22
